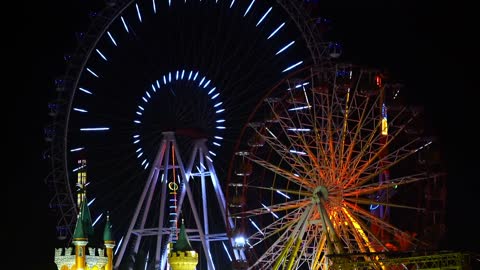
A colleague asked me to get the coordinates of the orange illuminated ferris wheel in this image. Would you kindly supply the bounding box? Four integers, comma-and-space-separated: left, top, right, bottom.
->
226, 64, 441, 269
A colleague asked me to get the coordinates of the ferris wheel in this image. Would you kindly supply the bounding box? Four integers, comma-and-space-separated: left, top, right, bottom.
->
226, 64, 439, 269
44, 0, 333, 269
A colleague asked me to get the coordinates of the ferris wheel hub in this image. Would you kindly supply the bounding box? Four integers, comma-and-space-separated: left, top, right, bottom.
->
312, 186, 329, 203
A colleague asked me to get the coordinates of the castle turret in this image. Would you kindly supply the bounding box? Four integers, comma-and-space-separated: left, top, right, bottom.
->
54, 160, 113, 270
168, 219, 198, 270
103, 212, 115, 270
72, 202, 89, 270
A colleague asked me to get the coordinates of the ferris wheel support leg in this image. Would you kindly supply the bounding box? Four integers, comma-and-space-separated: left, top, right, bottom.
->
199, 148, 213, 265
272, 205, 313, 270
201, 144, 246, 261
318, 199, 343, 255
114, 138, 168, 269
184, 182, 216, 270
171, 137, 216, 270
155, 140, 173, 265
173, 142, 197, 217
134, 169, 161, 252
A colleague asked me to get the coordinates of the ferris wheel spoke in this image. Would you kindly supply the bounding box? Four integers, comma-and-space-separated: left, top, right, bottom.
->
246, 153, 315, 189
342, 114, 419, 189
351, 137, 425, 188
339, 207, 387, 252
261, 101, 320, 179
342, 172, 431, 197
246, 207, 304, 252
333, 90, 373, 177
242, 199, 310, 222
344, 197, 424, 211
344, 201, 426, 248
249, 205, 314, 270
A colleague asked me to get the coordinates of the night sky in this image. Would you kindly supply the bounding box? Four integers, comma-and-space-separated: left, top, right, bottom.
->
13, 0, 478, 269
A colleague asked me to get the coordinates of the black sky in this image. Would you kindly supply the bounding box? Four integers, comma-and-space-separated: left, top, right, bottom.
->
13, 0, 479, 268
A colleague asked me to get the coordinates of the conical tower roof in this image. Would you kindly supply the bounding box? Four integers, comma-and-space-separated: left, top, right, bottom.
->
103, 211, 114, 242
172, 219, 193, 252
80, 197, 95, 239
72, 212, 86, 239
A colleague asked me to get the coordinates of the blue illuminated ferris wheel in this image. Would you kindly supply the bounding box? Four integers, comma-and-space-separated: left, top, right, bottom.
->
45, 0, 334, 269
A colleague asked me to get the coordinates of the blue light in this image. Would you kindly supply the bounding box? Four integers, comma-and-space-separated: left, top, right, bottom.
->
176, 70, 179, 80
133, 135, 140, 138
141, 159, 147, 166
244, 0, 255, 17
96, 49, 108, 61
214, 136, 223, 140
276, 41, 295, 55
86, 68, 99, 78
163, 75, 167, 84
134, 120, 141, 124
230, 0, 236, 8
222, 242, 233, 262
156, 80, 160, 88
216, 109, 225, 113
92, 213, 103, 227
142, 97, 147, 102
168, 72, 172, 82
146, 91, 151, 98
136, 111, 142, 115
370, 204, 379, 211
211, 93, 220, 99
151, 84, 156, 92
289, 149, 306, 155
120, 16, 129, 33
199, 76, 206, 86
136, 148, 142, 152
107, 31, 118, 46
216, 126, 226, 129
282, 61, 303, 73
73, 108, 88, 113
152, 0, 156, 14
70, 147, 84, 152
133, 139, 140, 144
208, 87, 217, 95
209, 150, 217, 156
138, 105, 144, 111
203, 80, 211, 88
79, 87, 93, 95
193, 71, 199, 80
256, 7, 272, 26
267, 22, 285, 39
80, 127, 110, 131
216, 119, 225, 123
288, 105, 311, 111
136, 3, 142, 22
181, 70, 185, 79
137, 152, 143, 158
214, 102, 223, 107
72, 165, 86, 172
188, 70, 193, 80
213, 142, 221, 146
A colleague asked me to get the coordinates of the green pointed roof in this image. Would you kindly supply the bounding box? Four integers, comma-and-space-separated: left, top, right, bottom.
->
72, 212, 86, 239
80, 197, 95, 238
173, 219, 193, 252
103, 212, 114, 241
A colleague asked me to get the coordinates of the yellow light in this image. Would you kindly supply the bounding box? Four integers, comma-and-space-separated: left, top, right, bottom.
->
381, 118, 388, 135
